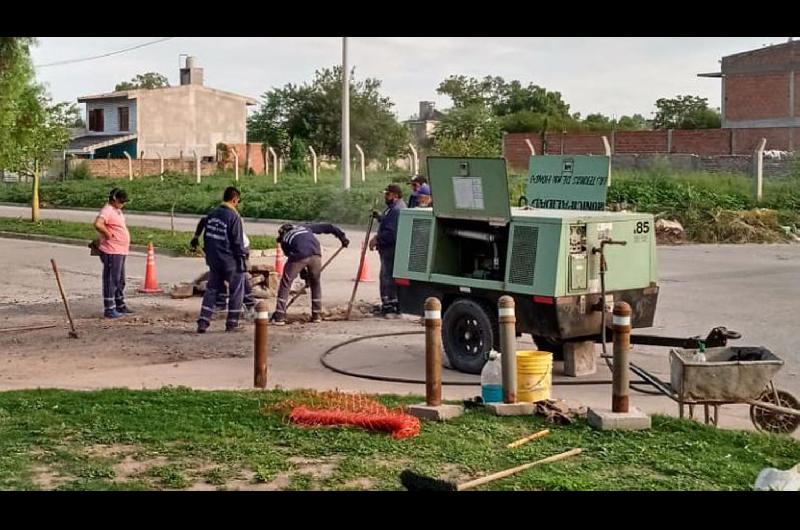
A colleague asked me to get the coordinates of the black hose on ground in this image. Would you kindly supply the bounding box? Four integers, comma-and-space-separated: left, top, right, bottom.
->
319, 331, 650, 387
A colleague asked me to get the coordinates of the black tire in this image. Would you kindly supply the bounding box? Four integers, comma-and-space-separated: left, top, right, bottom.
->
532, 336, 564, 361
750, 388, 800, 435
442, 298, 498, 375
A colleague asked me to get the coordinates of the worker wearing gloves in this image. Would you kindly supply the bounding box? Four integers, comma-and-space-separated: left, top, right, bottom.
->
270, 222, 349, 326
196, 187, 248, 333
369, 184, 406, 318
191, 215, 255, 313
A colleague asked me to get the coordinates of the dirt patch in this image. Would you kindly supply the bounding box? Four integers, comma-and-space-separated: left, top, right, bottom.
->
85, 443, 140, 459
341, 477, 375, 490
114, 454, 170, 480
287, 456, 343, 479
30, 465, 71, 490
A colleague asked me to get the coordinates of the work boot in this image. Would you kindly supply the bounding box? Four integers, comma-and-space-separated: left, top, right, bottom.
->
225, 324, 246, 333
196, 321, 208, 334
104, 309, 125, 319
117, 306, 134, 314
310, 313, 322, 323
270, 316, 287, 326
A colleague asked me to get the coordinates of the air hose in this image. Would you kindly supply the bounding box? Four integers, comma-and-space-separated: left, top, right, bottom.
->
320, 331, 650, 387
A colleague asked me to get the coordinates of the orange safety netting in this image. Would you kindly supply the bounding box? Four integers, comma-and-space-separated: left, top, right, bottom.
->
274, 391, 421, 440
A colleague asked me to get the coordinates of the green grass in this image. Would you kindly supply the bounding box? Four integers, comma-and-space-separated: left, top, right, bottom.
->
2, 166, 799, 241
0, 217, 275, 256
0, 387, 797, 491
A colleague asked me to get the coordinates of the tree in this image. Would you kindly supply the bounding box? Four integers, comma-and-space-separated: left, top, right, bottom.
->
115, 72, 170, 91
431, 105, 502, 157
247, 66, 408, 162
582, 113, 614, 131
287, 137, 308, 173
0, 38, 70, 221
653, 95, 721, 129
616, 113, 649, 130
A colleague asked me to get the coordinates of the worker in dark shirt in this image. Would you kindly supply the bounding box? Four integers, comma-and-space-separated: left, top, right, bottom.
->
270, 222, 349, 325
196, 186, 248, 333
369, 184, 406, 318
407, 175, 431, 208
191, 214, 255, 312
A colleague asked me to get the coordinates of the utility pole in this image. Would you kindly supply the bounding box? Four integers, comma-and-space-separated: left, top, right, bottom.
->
342, 37, 351, 190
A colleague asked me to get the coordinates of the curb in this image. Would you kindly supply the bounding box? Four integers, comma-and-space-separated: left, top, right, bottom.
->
0, 202, 368, 233
0, 231, 191, 258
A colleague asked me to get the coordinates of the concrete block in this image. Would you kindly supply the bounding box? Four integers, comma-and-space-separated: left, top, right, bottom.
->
407, 403, 464, 421
563, 340, 596, 377
486, 402, 535, 416
587, 407, 651, 431
170, 282, 194, 299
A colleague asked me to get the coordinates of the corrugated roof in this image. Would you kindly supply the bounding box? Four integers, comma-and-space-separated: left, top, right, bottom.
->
67, 134, 137, 153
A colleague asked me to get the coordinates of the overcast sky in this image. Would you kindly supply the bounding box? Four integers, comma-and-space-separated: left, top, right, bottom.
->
30, 37, 793, 121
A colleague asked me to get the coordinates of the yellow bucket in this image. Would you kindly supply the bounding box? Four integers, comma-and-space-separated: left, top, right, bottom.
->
516, 350, 553, 403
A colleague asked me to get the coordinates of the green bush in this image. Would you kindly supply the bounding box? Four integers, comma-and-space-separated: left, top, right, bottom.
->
69, 161, 92, 180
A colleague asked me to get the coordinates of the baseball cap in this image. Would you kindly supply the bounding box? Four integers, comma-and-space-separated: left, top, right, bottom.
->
383, 184, 403, 197
417, 184, 431, 196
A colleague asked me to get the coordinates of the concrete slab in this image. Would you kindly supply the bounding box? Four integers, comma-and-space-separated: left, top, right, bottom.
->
563, 340, 596, 377
587, 406, 652, 431
406, 403, 464, 421
486, 402, 535, 416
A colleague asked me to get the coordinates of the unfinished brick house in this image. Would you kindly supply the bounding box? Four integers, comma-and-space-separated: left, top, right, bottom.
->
67, 56, 256, 160
699, 38, 800, 150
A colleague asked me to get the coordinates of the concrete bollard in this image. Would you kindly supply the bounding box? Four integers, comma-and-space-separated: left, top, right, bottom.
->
498, 296, 517, 404
406, 296, 463, 422
424, 297, 442, 406
612, 301, 632, 413
254, 300, 269, 389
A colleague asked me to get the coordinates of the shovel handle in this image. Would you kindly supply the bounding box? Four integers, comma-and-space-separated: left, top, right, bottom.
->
457, 448, 582, 491
51, 259, 77, 334
506, 429, 550, 449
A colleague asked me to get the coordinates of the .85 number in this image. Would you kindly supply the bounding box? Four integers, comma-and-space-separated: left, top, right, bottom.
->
634, 221, 650, 234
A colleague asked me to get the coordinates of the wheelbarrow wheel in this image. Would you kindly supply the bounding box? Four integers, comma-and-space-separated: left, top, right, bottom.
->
750, 389, 800, 434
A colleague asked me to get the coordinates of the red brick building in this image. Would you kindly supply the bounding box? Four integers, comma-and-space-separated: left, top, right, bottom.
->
699, 39, 799, 147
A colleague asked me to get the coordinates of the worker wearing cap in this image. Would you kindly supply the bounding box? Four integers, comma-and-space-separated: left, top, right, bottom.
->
93, 187, 133, 319
415, 184, 432, 208
270, 222, 349, 326
408, 175, 431, 208
196, 186, 248, 333
369, 184, 406, 318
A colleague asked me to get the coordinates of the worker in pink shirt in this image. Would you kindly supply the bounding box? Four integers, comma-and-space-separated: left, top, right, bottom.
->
93, 187, 133, 318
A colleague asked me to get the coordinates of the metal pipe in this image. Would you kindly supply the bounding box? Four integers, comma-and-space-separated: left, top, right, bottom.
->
254, 300, 269, 388
122, 152, 132, 181
408, 143, 419, 175
424, 297, 443, 406
268, 147, 278, 184
230, 147, 239, 182
754, 137, 767, 202
612, 301, 632, 413
524, 139, 536, 155
342, 37, 351, 190
157, 152, 164, 181
308, 145, 318, 184
498, 296, 517, 404
446, 228, 496, 242
193, 150, 201, 184
355, 143, 365, 182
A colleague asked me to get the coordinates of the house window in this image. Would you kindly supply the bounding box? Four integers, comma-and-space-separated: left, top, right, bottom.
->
88, 109, 104, 132
118, 107, 129, 132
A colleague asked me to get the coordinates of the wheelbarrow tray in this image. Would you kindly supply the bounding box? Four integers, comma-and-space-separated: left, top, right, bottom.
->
670, 346, 783, 403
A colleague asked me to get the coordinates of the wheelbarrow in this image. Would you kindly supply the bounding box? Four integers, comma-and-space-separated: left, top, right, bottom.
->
668, 346, 800, 434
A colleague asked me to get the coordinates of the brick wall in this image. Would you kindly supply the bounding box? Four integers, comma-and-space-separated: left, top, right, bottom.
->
725, 73, 791, 121
222, 143, 265, 174
671, 129, 731, 155
73, 158, 216, 179
504, 128, 798, 171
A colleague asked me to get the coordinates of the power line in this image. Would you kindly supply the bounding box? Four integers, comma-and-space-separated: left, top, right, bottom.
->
34, 37, 175, 68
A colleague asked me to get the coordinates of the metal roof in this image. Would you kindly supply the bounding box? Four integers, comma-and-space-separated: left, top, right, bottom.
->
67, 134, 137, 153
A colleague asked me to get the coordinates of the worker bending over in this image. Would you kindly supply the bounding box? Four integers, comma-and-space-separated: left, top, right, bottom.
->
270, 223, 349, 326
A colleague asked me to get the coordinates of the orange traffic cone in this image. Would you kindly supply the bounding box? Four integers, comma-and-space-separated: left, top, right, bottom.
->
275, 245, 285, 276
138, 242, 164, 294
352, 243, 375, 282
